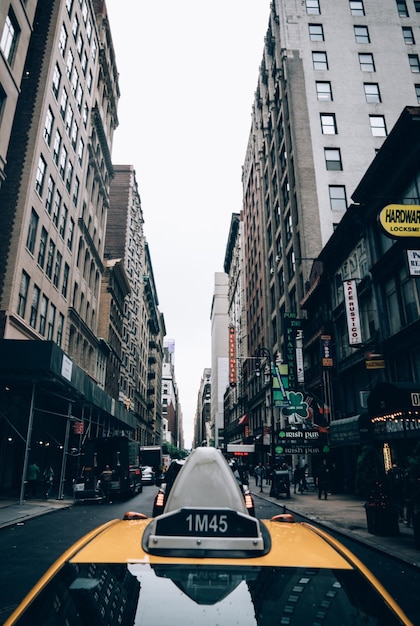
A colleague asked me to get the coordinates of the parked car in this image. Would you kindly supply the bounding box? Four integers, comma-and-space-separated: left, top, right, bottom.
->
141, 465, 155, 485
5, 448, 413, 626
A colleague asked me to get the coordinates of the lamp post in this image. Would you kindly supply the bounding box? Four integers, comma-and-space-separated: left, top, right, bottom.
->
255, 347, 277, 470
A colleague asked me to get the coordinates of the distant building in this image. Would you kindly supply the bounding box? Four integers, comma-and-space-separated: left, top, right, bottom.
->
210, 272, 229, 449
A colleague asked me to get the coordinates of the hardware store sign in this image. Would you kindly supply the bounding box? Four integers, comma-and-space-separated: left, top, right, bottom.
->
379, 204, 420, 238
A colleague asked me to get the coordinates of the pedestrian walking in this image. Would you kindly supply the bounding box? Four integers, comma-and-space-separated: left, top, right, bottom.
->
100, 464, 113, 502
27, 461, 41, 498
387, 462, 405, 521
254, 462, 266, 492
43, 464, 54, 499
316, 461, 329, 500
293, 465, 301, 494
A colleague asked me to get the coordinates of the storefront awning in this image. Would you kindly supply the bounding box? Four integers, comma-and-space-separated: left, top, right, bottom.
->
329, 414, 371, 447
367, 382, 420, 416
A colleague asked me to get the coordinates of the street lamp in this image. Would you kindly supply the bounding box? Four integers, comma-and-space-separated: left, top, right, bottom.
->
255, 347, 277, 470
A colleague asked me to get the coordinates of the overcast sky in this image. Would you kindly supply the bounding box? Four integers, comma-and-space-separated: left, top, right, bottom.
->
106, 0, 271, 447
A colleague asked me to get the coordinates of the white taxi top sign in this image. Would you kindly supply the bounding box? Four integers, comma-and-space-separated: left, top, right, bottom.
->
378, 204, 420, 238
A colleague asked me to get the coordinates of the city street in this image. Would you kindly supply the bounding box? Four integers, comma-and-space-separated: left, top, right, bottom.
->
0, 487, 419, 624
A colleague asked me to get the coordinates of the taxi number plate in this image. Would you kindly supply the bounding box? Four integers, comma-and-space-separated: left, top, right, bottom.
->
155, 508, 258, 538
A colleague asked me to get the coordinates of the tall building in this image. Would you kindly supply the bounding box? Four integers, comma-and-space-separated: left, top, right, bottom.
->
194, 368, 211, 448
210, 272, 229, 449
0, 1, 38, 189
107, 165, 165, 445
0, 1, 140, 497
239, 0, 420, 457
161, 339, 180, 448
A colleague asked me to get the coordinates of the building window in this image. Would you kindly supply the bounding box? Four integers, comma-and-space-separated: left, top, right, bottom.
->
0, 85, 5, 119
309, 24, 324, 41
29, 285, 40, 328
65, 103, 73, 136
47, 303, 56, 340
320, 113, 337, 134
77, 138, 84, 165
354, 25, 370, 43
359, 53, 375, 71
45, 240, 56, 279
324, 148, 342, 170
35, 155, 46, 196
38, 228, 48, 268
45, 176, 55, 214
402, 26, 415, 44
66, 0, 74, 16
415, 84, 420, 103
53, 130, 61, 165
58, 23, 67, 56
17, 271, 29, 318
59, 204, 68, 238
53, 251, 62, 288
62, 263, 70, 299
65, 49, 74, 79
364, 83, 381, 103
312, 51, 328, 70
52, 189, 62, 227
306, 0, 321, 14
350, 1, 365, 16
316, 81, 332, 100
409, 54, 420, 72
52, 64, 61, 98
0, 11, 19, 65
65, 160, 73, 192
369, 115, 387, 136
329, 185, 347, 210
396, 1, 409, 17
60, 87, 68, 119
59, 145, 67, 179
415, 1, 420, 11
39, 295, 48, 336
26, 208, 39, 254
67, 218, 75, 251
43, 107, 54, 146
73, 177, 80, 206
57, 313, 65, 347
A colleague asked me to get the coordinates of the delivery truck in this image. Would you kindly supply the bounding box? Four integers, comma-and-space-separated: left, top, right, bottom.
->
73, 436, 142, 503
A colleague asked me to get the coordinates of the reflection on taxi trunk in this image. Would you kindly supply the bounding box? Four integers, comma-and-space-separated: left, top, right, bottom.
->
11, 561, 405, 625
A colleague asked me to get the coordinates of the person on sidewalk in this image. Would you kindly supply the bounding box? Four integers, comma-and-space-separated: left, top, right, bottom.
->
254, 462, 265, 492
316, 461, 329, 500
43, 464, 54, 499
27, 461, 41, 498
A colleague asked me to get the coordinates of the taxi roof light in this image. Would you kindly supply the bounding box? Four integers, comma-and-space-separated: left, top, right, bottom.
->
143, 448, 270, 558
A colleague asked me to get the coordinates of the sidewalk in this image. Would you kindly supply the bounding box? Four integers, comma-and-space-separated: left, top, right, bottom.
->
0, 497, 73, 530
251, 486, 420, 569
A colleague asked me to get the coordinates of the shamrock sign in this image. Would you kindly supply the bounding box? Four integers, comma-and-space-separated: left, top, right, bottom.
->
281, 391, 309, 424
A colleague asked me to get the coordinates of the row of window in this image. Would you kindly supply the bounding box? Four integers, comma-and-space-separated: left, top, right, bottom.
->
309, 22, 416, 45
312, 49, 420, 74
26, 207, 71, 298
17, 270, 65, 345
306, 0, 420, 17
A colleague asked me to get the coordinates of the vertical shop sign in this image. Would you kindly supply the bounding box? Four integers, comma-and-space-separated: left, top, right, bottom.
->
343, 279, 362, 346
229, 325, 237, 387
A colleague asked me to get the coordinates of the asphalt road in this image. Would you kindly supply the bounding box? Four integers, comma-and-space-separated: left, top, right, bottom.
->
0, 488, 418, 625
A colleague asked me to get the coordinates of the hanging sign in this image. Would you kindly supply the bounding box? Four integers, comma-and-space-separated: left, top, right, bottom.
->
343, 279, 362, 346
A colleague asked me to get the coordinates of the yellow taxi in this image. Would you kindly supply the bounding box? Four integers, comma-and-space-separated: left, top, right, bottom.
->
5, 447, 413, 625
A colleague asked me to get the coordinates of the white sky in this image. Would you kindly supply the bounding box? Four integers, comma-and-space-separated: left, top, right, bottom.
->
106, 0, 271, 447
